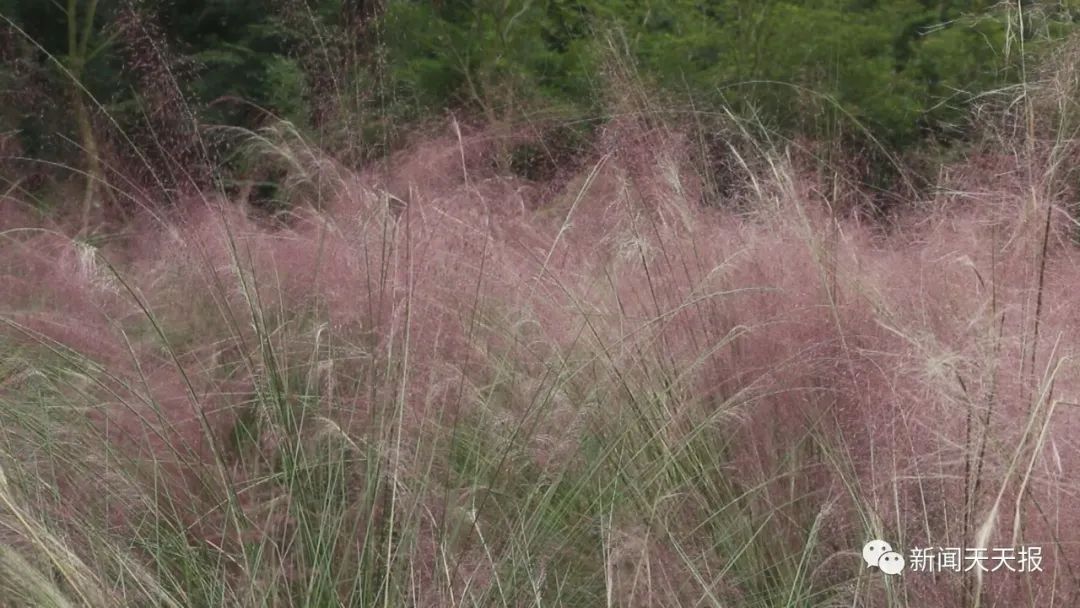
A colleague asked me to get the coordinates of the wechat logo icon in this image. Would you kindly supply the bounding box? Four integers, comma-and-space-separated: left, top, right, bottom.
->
863, 540, 905, 575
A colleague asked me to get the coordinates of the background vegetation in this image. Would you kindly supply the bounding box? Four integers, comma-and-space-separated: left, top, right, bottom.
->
2, 0, 1077, 217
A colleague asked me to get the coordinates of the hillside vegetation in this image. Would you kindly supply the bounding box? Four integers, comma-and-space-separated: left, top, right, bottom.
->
3, 2, 1080, 607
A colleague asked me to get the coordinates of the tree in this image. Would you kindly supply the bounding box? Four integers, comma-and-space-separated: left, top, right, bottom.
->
64, 0, 114, 230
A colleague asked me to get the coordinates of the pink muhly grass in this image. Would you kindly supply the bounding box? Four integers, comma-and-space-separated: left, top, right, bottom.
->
1, 117, 1080, 605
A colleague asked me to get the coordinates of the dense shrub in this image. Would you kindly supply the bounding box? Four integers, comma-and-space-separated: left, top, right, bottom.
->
380, 0, 1031, 148
1, 0, 1077, 215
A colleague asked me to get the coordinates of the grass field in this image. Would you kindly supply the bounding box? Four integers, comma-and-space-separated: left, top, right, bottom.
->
3, 97, 1080, 607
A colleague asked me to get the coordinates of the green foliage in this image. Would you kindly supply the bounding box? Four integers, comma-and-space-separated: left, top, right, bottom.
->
380, 0, 1026, 148
0, 0, 1077, 212
382, 0, 599, 117
158, 1, 310, 127
0, 1, 120, 158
